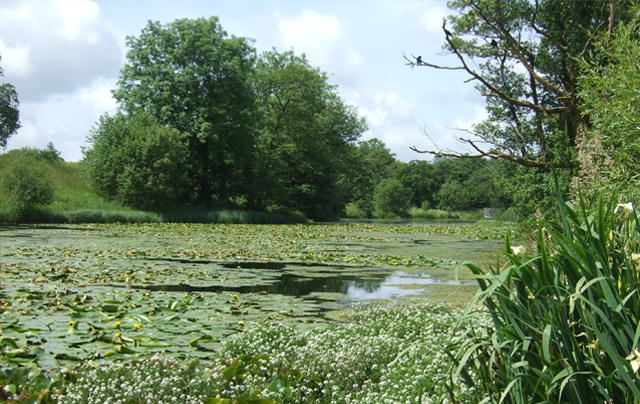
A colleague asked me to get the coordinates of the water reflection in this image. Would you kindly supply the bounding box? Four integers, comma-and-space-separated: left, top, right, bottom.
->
235, 272, 469, 300
131, 269, 470, 301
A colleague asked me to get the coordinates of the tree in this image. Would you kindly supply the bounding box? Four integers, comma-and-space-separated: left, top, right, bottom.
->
431, 157, 513, 211
345, 138, 397, 215
40, 142, 63, 163
373, 178, 410, 216
251, 50, 366, 220
407, 0, 637, 169
393, 160, 438, 208
0, 54, 20, 148
112, 17, 257, 206
83, 111, 189, 210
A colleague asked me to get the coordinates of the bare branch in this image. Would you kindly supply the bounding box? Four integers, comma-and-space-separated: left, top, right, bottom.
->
411, 126, 568, 169
402, 52, 465, 71
410, 142, 569, 169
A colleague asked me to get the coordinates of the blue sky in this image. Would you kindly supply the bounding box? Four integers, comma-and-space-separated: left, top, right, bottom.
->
0, 0, 486, 162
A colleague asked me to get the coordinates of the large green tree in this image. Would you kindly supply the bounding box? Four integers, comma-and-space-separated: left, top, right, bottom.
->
112, 17, 257, 206
0, 54, 20, 148
252, 50, 366, 220
408, 0, 636, 170
393, 160, 438, 208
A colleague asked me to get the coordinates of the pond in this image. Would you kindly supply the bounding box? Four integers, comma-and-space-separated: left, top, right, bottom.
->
0, 222, 506, 369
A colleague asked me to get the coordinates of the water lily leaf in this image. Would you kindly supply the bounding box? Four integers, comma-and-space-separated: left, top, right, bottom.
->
53, 353, 83, 362
100, 304, 118, 313
114, 345, 136, 354
204, 399, 231, 404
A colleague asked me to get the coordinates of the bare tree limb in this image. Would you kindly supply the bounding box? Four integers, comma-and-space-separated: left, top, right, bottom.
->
410, 142, 569, 169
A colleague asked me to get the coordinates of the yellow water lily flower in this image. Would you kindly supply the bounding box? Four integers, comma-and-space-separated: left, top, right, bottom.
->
238, 321, 245, 327
115, 321, 121, 326
115, 331, 122, 338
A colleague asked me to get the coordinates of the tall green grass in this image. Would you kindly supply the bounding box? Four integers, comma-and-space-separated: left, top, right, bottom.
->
448, 185, 640, 402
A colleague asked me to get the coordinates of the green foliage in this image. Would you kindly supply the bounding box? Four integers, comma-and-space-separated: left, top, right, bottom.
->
0, 54, 20, 148
0, 365, 63, 403
346, 139, 397, 215
252, 50, 366, 220
393, 160, 437, 208
39, 142, 63, 164
576, 7, 640, 201
508, 164, 573, 220
159, 209, 308, 224
448, 186, 640, 402
4, 304, 470, 404
83, 111, 189, 210
44, 209, 162, 224
432, 157, 513, 211
0, 149, 55, 213
373, 178, 410, 216
113, 17, 257, 206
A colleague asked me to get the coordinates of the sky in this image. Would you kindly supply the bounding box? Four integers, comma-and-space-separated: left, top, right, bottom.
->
0, 0, 487, 163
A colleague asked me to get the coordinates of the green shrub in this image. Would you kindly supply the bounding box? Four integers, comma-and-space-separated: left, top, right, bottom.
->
83, 111, 189, 211
0, 150, 55, 221
447, 185, 640, 402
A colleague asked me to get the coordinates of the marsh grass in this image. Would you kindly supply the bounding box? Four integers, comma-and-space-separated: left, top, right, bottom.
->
448, 184, 640, 403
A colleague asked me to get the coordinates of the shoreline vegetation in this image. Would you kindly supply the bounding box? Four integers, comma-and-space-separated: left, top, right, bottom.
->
4, 187, 640, 403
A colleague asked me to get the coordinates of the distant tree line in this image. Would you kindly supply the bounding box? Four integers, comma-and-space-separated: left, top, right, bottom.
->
346, 139, 513, 217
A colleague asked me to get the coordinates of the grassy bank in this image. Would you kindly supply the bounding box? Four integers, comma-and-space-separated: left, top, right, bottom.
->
0, 159, 307, 225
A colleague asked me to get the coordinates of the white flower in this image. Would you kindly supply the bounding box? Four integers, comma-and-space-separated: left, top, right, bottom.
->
627, 349, 640, 372
615, 203, 634, 213
511, 245, 526, 255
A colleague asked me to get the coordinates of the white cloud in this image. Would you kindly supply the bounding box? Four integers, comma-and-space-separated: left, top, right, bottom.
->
6, 78, 117, 162
0, 41, 32, 78
0, 0, 121, 102
277, 9, 363, 87
52, 0, 102, 44
422, 4, 448, 33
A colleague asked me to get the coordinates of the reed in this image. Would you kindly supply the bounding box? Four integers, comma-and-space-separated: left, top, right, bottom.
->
448, 183, 640, 402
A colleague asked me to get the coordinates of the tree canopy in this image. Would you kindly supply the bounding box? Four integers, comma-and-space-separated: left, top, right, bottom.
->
112, 17, 257, 206
0, 54, 21, 148
407, 0, 637, 170
84, 18, 367, 220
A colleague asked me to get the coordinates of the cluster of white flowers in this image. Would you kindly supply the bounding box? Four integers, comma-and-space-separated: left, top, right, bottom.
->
55, 355, 221, 404
219, 302, 482, 403
53, 303, 487, 404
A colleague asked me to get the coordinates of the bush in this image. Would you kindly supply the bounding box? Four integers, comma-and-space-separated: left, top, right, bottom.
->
447, 185, 640, 402
0, 150, 55, 212
83, 111, 189, 211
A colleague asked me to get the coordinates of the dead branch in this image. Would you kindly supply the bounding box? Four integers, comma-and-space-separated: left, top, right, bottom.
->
410, 142, 569, 169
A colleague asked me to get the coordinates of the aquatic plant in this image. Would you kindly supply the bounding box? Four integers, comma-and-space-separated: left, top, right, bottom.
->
447, 187, 640, 402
